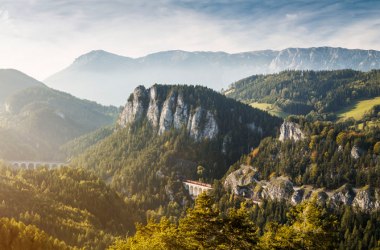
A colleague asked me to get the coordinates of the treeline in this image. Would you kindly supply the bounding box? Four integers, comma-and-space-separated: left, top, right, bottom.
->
110, 193, 344, 250
225, 70, 380, 116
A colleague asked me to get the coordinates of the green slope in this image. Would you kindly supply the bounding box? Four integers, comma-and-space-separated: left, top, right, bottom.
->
0, 85, 118, 160
225, 70, 380, 118
337, 96, 380, 120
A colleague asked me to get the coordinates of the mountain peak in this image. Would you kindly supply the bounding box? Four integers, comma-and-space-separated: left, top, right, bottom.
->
72, 50, 132, 67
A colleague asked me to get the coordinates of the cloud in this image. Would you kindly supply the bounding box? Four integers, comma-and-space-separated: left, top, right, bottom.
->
0, 0, 379, 79
0, 9, 9, 23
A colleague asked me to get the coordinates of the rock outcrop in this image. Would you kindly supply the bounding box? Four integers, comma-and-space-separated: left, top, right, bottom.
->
118, 85, 219, 141
351, 145, 362, 159
352, 187, 380, 212
224, 165, 380, 212
279, 121, 305, 142
118, 85, 273, 143
224, 165, 258, 196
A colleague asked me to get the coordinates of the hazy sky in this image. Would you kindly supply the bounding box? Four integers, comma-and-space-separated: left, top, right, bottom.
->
0, 0, 379, 80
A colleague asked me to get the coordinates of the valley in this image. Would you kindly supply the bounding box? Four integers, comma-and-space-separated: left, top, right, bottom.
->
3, 1, 380, 248
0, 41, 380, 250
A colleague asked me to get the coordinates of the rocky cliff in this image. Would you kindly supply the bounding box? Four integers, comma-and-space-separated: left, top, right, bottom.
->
224, 165, 380, 212
118, 85, 218, 141
279, 121, 305, 142
118, 85, 281, 143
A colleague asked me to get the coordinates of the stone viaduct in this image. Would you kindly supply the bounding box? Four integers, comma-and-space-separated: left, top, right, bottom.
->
6, 160, 68, 170
183, 180, 212, 198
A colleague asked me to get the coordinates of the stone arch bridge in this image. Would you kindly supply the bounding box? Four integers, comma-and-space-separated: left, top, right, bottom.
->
183, 180, 212, 198
5, 160, 68, 170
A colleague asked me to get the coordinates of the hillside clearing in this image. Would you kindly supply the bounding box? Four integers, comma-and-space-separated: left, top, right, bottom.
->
249, 102, 289, 118
337, 96, 380, 121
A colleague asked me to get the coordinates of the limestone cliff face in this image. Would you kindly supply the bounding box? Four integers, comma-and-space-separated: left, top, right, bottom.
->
224, 165, 380, 212
118, 85, 220, 141
118, 85, 148, 126
224, 165, 258, 195
279, 121, 305, 142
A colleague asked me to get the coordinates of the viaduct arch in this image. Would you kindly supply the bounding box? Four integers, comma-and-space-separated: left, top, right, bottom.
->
183, 180, 212, 198
6, 161, 68, 170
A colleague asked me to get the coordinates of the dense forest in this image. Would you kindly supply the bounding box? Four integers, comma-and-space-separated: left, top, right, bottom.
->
235, 116, 380, 189
225, 70, 380, 117
0, 217, 70, 250
0, 163, 136, 249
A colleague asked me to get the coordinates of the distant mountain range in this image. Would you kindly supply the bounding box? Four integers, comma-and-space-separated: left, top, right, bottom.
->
45, 47, 380, 105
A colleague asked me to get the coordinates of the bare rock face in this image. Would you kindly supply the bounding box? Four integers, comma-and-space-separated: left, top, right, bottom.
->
330, 184, 355, 207
118, 86, 219, 141
261, 176, 294, 201
224, 165, 258, 195
147, 86, 160, 127
352, 187, 380, 212
173, 93, 189, 129
118, 85, 148, 126
189, 109, 218, 141
225, 166, 380, 212
279, 121, 305, 142
351, 145, 362, 159
158, 91, 176, 135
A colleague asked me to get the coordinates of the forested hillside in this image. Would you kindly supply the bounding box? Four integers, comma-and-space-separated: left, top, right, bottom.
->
0, 218, 70, 250
0, 163, 136, 249
237, 117, 380, 189
0, 69, 44, 107
60, 125, 114, 159
0, 84, 118, 160
225, 70, 380, 118
73, 84, 281, 222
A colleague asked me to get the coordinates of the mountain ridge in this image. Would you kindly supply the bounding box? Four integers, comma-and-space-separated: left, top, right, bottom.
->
45, 46, 380, 105
0, 69, 118, 161
0, 69, 45, 109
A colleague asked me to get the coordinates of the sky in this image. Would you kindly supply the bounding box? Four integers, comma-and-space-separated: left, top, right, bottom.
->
0, 0, 380, 80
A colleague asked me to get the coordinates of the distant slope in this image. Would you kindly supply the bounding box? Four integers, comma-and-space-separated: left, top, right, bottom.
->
60, 125, 114, 159
0, 70, 118, 160
0, 69, 43, 108
45, 47, 380, 106
225, 70, 380, 118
